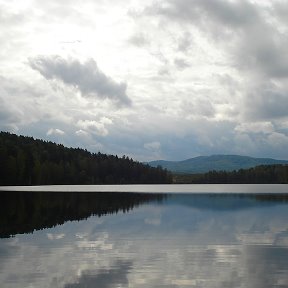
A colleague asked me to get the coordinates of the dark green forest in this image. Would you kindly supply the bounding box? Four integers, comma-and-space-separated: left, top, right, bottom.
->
0, 132, 172, 185
173, 164, 288, 184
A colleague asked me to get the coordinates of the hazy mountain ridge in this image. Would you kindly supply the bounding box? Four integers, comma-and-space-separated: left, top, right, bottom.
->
148, 155, 288, 174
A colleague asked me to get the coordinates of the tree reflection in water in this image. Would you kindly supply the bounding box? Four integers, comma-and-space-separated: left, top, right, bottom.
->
0, 191, 166, 238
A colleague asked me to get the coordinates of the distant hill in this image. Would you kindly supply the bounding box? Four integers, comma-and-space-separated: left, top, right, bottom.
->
148, 155, 288, 174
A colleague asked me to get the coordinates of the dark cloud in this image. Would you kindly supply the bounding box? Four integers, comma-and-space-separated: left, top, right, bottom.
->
235, 25, 288, 79
29, 56, 132, 106
195, 0, 258, 28
272, 2, 288, 25
181, 97, 215, 118
145, 0, 259, 28
64, 260, 132, 288
244, 84, 288, 121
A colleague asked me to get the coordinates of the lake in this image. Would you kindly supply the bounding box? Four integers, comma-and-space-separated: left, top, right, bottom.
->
1, 184, 288, 287
1, 183, 288, 193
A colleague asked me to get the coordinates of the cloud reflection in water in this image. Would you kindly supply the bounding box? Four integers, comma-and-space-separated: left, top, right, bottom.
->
1, 193, 288, 287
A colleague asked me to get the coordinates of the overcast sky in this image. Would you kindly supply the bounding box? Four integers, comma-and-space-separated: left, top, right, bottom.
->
1, 0, 288, 160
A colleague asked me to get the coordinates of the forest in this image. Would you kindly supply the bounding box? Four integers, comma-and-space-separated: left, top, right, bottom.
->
173, 164, 288, 184
0, 132, 172, 185
1, 131, 287, 185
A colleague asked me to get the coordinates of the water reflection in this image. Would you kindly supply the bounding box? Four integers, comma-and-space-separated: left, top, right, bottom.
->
0, 191, 166, 238
64, 260, 132, 288
1, 192, 288, 287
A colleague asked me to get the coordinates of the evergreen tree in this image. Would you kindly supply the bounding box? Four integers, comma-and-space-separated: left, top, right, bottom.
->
0, 132, 172, 185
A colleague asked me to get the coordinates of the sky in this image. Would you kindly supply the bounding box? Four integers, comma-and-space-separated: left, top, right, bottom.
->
1, 0, 288, 161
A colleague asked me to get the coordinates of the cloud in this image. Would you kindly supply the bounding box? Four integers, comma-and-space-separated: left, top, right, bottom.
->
267, 132, 288, 148
141, 141, 163, 160
235, 122, 274, 134
144, 141, 161, 151
0, 76, 49, 132
0, 7, 26, 26
243, 84, 288, 121
1, 0, 288, 161
47, 233, 65, 240
273, 1, 288, 25
29, 56, 132, 106
177, 32, 193, 52
181, 97, 215, 118
129, 33, 150, 47
76, 118, 112, 137
174, 58, 190, 70
75, 129, 89, 137
47, 128, 65, 136
145, 0, 288, 79
141, 0, 288, 139
145, 0, 259, 28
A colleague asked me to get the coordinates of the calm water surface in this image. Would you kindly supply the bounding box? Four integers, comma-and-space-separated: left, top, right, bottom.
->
1, 184, 288, 287
1, 183, 288, 193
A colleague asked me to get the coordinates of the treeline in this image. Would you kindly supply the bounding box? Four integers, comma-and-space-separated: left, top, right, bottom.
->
0, 191, 166, 238
0, 132, 172, 185
173, 164, 288, 184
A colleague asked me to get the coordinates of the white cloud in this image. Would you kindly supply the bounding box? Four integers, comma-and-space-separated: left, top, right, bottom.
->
144, 141, 161, 151
76, 119, 112, 137
75, 129, 89, 137
235, 122, 274, 134
47, 233, 65, 240
267, 132, 288, 148
47, 128, 65, 136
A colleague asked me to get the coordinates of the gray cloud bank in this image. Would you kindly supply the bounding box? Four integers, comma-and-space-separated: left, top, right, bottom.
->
1, 0, 288, 161
145, 0, 288, 79
29, 56, 131, 106
137, 0, 288, 153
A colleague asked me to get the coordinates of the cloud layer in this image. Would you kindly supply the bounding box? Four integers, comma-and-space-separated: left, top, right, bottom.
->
29, 56, 131, 106
0, 0, 288, 160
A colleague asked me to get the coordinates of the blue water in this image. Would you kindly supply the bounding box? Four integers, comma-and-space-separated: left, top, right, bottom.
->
1, 186, 288, 287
